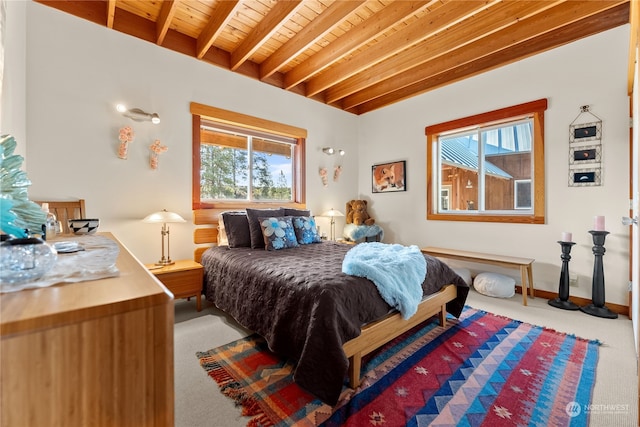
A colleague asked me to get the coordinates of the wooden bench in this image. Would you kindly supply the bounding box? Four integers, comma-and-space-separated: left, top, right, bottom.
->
422, 247, 535, 306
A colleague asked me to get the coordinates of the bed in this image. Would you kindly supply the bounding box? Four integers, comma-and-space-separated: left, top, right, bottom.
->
195, 207, 469, 406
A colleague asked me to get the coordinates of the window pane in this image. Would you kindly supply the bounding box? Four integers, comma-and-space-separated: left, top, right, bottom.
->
252, 138, 293, 201
483, 121, 532, 212
439, 133, 478, 211
199, 127, 293, 202
200, 131, 249, 200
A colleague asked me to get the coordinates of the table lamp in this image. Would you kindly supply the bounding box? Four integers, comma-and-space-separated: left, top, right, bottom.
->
320, 208, 344, 241
143, 209, 186, 265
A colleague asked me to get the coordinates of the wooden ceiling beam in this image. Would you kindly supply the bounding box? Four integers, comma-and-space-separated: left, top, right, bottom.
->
112, 5, 157, 44
196, 0, 241, 59
353, 3, 630, 115
259, 0, 366, 81
106, 0, 116, 28
36, 1, 107, 27
156, 0, 179, 46
328, 1, 563, 105
229, 1, 303, 71
343, 0, 626, 110
306, 0, 499, 98
283, 1, 434, 90
34, 0, 633, 115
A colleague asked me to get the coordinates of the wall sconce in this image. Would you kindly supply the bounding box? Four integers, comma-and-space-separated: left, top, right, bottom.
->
117, 104, 160, 124
322, 147, 345, 156
466, 180, 473, 189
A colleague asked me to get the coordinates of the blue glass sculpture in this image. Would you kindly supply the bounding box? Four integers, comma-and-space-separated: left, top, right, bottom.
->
0, 135, 47, 237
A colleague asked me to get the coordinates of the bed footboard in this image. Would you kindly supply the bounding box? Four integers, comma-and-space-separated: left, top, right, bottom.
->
343, 284, 458, 389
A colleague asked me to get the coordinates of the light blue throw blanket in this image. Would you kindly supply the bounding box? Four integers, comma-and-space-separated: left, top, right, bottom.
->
342, 242, 426, 319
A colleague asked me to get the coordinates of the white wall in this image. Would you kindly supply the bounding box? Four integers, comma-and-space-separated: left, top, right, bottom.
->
1, 0, 27, 160
358, 26, 631, 305
21, 2, 358, 264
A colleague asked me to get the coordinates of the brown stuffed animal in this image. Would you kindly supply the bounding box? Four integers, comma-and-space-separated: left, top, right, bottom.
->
346, 199, 375, 226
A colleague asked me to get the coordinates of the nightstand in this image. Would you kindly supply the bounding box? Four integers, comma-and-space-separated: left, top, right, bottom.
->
146, 260, 204, 311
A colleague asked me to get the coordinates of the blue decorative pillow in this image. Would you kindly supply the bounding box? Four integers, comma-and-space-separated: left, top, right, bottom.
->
258, 216, 299, 250
292, 216, 322, 244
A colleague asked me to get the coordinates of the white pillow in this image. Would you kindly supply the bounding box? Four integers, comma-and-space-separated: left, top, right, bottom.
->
217, 213, 229, 246
473, 272, 515, 298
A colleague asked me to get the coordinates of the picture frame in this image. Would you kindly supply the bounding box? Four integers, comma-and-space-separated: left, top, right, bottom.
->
569, 121, 601, 144
569, 144, 602, 166
372, 160, 406, 193
569, 167, 602, 187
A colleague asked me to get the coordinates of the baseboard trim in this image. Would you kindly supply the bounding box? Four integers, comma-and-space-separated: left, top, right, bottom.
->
515, 286, 629, 317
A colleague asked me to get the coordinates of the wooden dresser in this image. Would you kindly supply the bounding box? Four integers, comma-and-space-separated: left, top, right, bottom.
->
0, 233, 174, 427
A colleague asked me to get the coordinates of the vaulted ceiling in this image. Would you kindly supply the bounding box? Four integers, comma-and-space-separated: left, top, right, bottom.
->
37, 1, 632, 115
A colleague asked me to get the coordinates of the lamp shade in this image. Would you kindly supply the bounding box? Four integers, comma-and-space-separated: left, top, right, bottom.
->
321, 208, 344, 217
142, 209, 186, 223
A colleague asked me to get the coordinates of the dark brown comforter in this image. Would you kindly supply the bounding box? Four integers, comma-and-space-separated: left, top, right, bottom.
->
201, 241, 469, 405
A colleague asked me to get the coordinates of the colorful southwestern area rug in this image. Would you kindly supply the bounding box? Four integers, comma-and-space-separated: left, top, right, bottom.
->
196, 306, 599, 427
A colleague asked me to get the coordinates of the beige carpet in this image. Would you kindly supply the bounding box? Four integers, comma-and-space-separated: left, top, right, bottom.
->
174, 288, 638, 426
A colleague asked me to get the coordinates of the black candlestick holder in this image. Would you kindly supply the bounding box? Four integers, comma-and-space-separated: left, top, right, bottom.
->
580, 230, 618, 319
549, 241, 579, 310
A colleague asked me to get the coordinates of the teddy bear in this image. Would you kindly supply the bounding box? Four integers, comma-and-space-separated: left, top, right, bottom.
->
345, 199, 375, 226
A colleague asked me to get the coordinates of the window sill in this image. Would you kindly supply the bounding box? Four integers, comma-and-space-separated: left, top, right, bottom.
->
427, 213, 545, 224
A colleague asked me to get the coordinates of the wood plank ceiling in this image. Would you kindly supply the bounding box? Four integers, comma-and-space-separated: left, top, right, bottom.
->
37, 0, 630, 115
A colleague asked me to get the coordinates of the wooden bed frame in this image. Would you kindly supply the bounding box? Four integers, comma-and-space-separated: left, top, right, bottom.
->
344, 283, 456, 388
193, 205, 458, 390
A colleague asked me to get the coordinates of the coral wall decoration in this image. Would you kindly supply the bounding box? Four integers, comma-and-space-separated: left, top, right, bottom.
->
333, 165, 342, 182
319, 167, 328, 187
118, 126, 135, 159
149, 140, 168, 170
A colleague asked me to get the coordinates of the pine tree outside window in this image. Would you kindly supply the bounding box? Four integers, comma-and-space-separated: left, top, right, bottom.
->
199, 125, 294, 202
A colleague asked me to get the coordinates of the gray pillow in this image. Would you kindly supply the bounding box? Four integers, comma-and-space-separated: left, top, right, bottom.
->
283, 207, 311, 217
246, 208, 285, 249
221, 211, 251, 248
